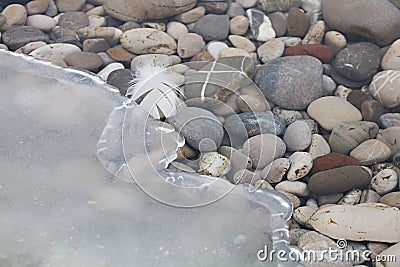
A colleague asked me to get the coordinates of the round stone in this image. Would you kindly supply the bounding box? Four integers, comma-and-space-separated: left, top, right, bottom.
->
377, 127, 400, 156
382, 39, 400, 71
227, 3, 245, 17
230, 15, 249, 36
0, 4, 27, 31
65, 51, 103, 72
257, 39, 285, 63
130, 54, 174, 72
166, 21, 188, 40
107, 68, 134, 96
283, 120, 311, 151
324, 30, 346, 53
104, 0, 196, 22
106, 47, 135, 64
307, 96, 362, 131
167, 107, 224, 152
310, 152, 360, 175
82, 38, 110, 53
371, 169, 398, 195
26, 0, 49, 15
275, 180, 309, 197
350, 139, 392, 165
308, 165, 371, 194
242, 134, 286, 169
262, 158, 290, 184
58, 12, 89, 31
228, 35, 256, 53
193, 14, 229, 41
177, 33, 204, 58
26, 15, 57, 32
329, 121, 379, 155
369, 70, 400, 108
254, 55, 323, 110
332, 42, 380, 82
29, 43, 81, 61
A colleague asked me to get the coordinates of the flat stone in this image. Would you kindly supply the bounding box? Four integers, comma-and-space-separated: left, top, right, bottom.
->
26, 0, 49, 15
120, 28, 176, 55
65, 51, 103, 72
20, 41, 47, 54
322, 0, 400, 46
0, 4, 27, 31
177, 33, 204, 58
199, 152, 231, 177
227, 2, 245, 17
82, 38, 110, 53
307, 96, 362, 131
257, 0, 302, 12
275, 180, 309, 197
130, 54, 175, 72
380, 192, 400, 208
309, 203, 400, 242
287, 7, 309, 37
228, 35, 256, 53
229, 15, 249, 36
380, 113, 400, 128
268, 12, 287, 37
346, 90, 371, 110
283, 44, 334, 64
103, 0, 196, 22
377, 127, 400, 156
166, 21, 188, 40
193, 14, 229, 41
175, 6, 206, 23
77, 26, 122, 45
382, 39, 400, 71
2, 26, 49, 50
29, 43, 81, 61
350, 139, 392, 165
58, 12, 89, 31
257, 39, 285, 63
311, 152, 360, 176
197, 1, 228, 14
283, 120, 312, 151
369, 70, 400, 108
106, 47, 135, 64
329, 121, 379, 155
287, 152, 313, 181
254, 55, 323, 110
236, 0, 257, 8
26, 15, 57, 32
56, 0, 85, 12
332, 42, 380, 82
308, 165, 371, 194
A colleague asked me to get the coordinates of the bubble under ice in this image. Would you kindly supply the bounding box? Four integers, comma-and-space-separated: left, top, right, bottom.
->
0, 52, 300, 267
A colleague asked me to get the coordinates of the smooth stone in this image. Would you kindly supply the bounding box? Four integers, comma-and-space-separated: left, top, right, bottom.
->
375, 242, 400, 267
45, 0, 57, 16
97, 62, 125, 81
228, 35, 256, 53
322, 75, 336, 95
236, 0, 257, 8
278, 36, 302, 47
233, 169, 259, 185
277, 191, 301, 208
175, 6, 206, 24
293, 206, 317, 228
206, 41, 229, 59
330, 69, 372, 89
103, 0, 196, 22
309, 203, 400, 242
275, 180, 309, 197
332, 42, 380, 82
283, 44, 334, 64
380, 192, 400, 208
287, 152, 313, 181
311, 152, 360, 176
2, 26, 49, 50
166, 21, 188, 40
106, 68, 133, 96
324, 30, 347, 54
192, 14, 229, 41
301, 0, 321, 12
130, 54, 174, 72
167, 107, 224, 152
242, 134, 286, 169
227, 3, 245, 17
120, 28, 176, 55
350, 139, 392, 165
338, 188, 362, 205
308, 96, 362, 131
347, 90, 371, 110
317, 193, 344, 206
254, 55, 323, 110
26, 15, 57, 32
302, 20, 325, 45
26, 0, 49, 15
377, 127, 400, 156
360, 189, 381, 204
58, 12, 90, 32
29, 43, 81, 61
246, 8, 275, 42
0, 4, 27, 31
329, 121, 379, 155
382, 39, 400, 71
237, 93, 269, 113
197, 1, 228, 14
56, 0, 85, 12
82, 38, 110, 53
77, 27, 122, 45
322, 0, 400, 46
64, 51, 103, 72
20, 41, 47, 54
199, 152, 231, 177
177, 33, 204, 58
369, 70, 400, 108
257, 0, 302, 12
371, 169, 398, 195
218, 146, 252, 182
380, 113, 400, 128
268, 12, 287, 37
88, 15, 107, 28
283, 120, 312, 151
261, 158, 290, 184
361, 100, 389, 126
287, 7, 309, 37
106, 47, 135, 64
308, 165, 371, 194
218, 47, 250, 58
308, 134, 331, 159
229, 15, 249, 36
257, 39, 285, 63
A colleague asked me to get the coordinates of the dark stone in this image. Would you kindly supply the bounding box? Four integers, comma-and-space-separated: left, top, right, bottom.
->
310, 152, 360, 175
287, 7, 309, 37
107, 69, 134, 96
2, 26, 49, 50
58, 12, 89, 31
283, 44, 334, 64
192, 14, 229, 41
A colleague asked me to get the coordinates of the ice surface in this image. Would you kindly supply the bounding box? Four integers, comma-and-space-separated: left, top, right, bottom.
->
0, 51, 300, 267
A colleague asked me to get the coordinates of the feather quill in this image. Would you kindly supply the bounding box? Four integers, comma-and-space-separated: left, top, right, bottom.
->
126, 64, 182, 120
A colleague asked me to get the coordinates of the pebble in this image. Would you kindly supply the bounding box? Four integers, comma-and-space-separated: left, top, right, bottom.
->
103, 0, 196, 22
380, 192, 400, 208
77, 27, 122, 45
371, 169, 398, 195
29, 43, 81, 61
377, 127, 400, 156
120, 28, 176, 55
254, 55, 323, 110
287, 7, 309, 37
287, 152, 313, 181
307, 96, 362, 131
26, 0, 49, 15
381, 39, 400, 71
2, 26, 49, 50
218, 146, 252, 182
257, 39, 285, 63
167, 107, 224, 152
64, 51, 103, 72
175, 6, 206, 24
380, 113, 400, 128
106, 68, 133, 96
177, 33, 204, 58
254, 179, 274, 190
350, 139, 392, 165
322, 0, 400, 46
26, 15, 57, 32
302, 20, 325, 45
97, 62, 125, 81
324, 30, 347, 54
233, 169, 258, 185
228, 35, 255, 53
193, 14, 229, 41
237, 93, 269, 113
332, 42, 380, 82
106, 47, 135, 64
283, 44, 334, 64
0, 4, 27, 31
246, 8, 275, 42
268, 12, 287, 37
45, 0, 57, 17
338, 189, 362, 205
361, 100, 389, 126
322, 75, 336, 95
242, 134, 286, 169
278, 191, 301, 209
199, 152, 231, 177
261, 158, 290, 184
369, 70, 400, 109
56, 0, 85, 12
206, 41, 228, 59
166, 21, 188, 40
58, 12, 90, 31
275, 180, 309, 197
88, 15, 107, 28
360, 189, 381, 204
308, 134, 331, 159
293, 206, 317, 228
257, 0, 301, 12
130, 54, 174, 72
272, 107, 302, 125
283, 120, 312, 151
301, 0, 321, 12
227, 2, 245, 17
317, 193, 344, 206
236, 0, 256, 8
20, 41, 47, 54
218, 47, 250, 58
329, 121, 379, 155
198, 1, 228, 15
229, 15, 249, 36
308, 165, 371, 194
346, 90, 370, 110
311, 152, 360, 176
82, 38, 110, 53
309, 203, 400, 242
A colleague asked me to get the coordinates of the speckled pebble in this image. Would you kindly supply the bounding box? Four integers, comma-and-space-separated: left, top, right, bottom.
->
371, 169, 398, 195
287, 152, 313, 181
257, 39, 285, 63
350, 139, 392, 165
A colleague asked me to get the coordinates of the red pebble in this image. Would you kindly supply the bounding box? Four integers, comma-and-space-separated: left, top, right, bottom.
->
283, 44, 334, 63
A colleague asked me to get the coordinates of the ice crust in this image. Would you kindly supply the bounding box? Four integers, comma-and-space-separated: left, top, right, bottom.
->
0, 51, 299, 267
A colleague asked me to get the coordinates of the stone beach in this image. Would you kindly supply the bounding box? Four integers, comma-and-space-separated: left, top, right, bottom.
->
1, 0, 400, 265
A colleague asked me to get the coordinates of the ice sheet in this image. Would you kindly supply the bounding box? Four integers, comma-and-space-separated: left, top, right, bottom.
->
0, 51, 300, 267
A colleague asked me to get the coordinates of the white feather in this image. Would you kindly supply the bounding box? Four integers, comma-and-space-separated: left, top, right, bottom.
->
126, 64, 182, 119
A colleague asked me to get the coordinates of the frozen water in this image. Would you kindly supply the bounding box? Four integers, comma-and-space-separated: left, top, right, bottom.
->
0, 51, 300, 267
